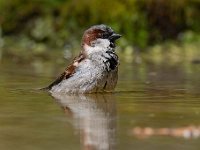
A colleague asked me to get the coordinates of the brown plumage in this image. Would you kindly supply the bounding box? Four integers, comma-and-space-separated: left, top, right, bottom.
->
44, 53, 86, 90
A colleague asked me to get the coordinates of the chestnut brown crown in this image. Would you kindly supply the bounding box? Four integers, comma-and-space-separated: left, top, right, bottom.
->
81, 24, 121, 48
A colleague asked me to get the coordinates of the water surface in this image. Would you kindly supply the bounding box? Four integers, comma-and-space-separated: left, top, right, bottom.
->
0, 59, 200, 150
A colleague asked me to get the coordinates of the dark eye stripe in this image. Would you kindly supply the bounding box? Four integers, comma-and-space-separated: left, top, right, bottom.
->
102, 32, 113, 39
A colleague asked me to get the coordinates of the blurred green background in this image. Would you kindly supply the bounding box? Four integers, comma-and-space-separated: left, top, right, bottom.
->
0, 0, 199, 63
1, 1, 200, 150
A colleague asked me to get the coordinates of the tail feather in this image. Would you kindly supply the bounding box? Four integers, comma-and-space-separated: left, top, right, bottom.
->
41, 72, 66, 91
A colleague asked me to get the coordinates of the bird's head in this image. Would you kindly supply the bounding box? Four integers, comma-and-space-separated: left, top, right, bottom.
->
81, 24, 121, 54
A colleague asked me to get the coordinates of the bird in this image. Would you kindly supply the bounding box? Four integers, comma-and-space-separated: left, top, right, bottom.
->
44, 24, 121, 93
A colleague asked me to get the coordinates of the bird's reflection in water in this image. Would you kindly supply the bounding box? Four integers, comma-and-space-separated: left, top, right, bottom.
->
51, 93, 117, 150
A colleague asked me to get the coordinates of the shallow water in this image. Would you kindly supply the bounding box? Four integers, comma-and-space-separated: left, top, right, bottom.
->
0, 59, 200, 150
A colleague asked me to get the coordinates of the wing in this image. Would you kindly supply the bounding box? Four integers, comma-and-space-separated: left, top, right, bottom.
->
43, 52, 85, 90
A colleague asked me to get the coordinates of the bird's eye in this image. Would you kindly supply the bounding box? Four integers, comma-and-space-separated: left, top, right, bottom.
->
103, 33, 110, 38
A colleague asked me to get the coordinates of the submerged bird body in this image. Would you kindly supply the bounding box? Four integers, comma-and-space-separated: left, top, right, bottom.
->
46, 24, 121, 93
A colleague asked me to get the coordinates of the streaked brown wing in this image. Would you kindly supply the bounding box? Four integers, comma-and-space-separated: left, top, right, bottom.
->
43, 52, 85, 90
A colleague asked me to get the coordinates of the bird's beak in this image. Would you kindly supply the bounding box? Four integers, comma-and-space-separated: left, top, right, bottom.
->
109, 33, 122, 41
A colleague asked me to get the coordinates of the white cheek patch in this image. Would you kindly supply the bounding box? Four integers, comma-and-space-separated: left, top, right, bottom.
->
84, 39, 110, 55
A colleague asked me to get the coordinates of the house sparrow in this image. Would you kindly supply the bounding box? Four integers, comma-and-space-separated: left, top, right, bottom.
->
45, 24, 121, 93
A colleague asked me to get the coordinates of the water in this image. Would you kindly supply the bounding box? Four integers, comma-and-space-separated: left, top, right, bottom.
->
0, 59, 200, 150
